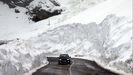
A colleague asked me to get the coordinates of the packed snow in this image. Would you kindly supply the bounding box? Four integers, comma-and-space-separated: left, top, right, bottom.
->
0, 39, 48, 75
0, 0, 132, 75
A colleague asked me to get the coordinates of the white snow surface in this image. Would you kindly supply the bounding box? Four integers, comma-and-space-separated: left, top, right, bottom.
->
0, 0, 132, 75
0, 0, 105, 40
0, 0, 60, 40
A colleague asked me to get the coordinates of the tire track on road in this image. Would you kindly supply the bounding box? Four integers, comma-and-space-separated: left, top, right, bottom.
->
69, 60, 74, 75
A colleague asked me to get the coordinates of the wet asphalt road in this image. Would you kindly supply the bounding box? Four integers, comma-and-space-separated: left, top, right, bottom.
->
32, 57, 119, 75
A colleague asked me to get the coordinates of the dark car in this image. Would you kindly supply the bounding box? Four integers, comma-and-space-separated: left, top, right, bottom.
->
58, 54, 71, 65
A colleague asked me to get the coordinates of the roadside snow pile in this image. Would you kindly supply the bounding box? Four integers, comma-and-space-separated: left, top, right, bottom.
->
100, 15, 133, 74
28, 14, 132, 74
0, 40, 47, 75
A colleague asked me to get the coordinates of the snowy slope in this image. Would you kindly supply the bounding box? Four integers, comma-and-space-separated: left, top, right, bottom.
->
18, 0, 132, 40
0, 0, 61, 40
0, 2, 32, 40
0, 0, 106, 40
61, 0, 132, 24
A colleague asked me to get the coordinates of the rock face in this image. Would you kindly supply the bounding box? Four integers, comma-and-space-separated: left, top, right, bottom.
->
0, 0, 62, 22
0, 0, 33, 8
26, 0, 62, 22
27, 6, 62, 22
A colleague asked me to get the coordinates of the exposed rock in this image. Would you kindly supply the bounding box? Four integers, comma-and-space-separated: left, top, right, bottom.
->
0, 0, 62, 22
0, 0, 33, 8
27, 6, 62, 22
15, 9, 20, 13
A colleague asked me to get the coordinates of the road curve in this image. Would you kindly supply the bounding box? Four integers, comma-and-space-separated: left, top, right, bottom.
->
32, 57, 120, 75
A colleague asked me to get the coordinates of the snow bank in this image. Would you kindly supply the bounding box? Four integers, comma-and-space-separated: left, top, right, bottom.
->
28, 14, 132, 74
0, 40, 48, 75
101, 15, 133, 74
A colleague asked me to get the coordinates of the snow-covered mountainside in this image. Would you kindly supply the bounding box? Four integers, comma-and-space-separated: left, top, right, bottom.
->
0, 0, 132, 75
0, 0, 62, 40
0, 0, 106, 40
0, 0, 62, 22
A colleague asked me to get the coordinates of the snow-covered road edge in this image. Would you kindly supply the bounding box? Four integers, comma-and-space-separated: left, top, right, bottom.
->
24, 62, 49, 75
74, 56, 132, 75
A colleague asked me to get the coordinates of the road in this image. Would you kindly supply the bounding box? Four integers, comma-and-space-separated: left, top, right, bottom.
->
32, 57, 119, 75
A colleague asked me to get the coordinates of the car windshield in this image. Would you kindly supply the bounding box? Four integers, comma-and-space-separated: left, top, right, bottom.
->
59, 54, 69, 58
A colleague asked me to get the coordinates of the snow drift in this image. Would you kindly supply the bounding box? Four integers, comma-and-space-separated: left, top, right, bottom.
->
0, 40, 48, 75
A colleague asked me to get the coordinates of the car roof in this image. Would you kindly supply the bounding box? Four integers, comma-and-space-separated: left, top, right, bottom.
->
59, 54, 69, 57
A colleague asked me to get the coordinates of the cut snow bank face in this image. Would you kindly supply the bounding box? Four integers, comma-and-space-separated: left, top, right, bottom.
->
0, 40, 48, 75
98, 15, 133, 74
27, 14, 132, 74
